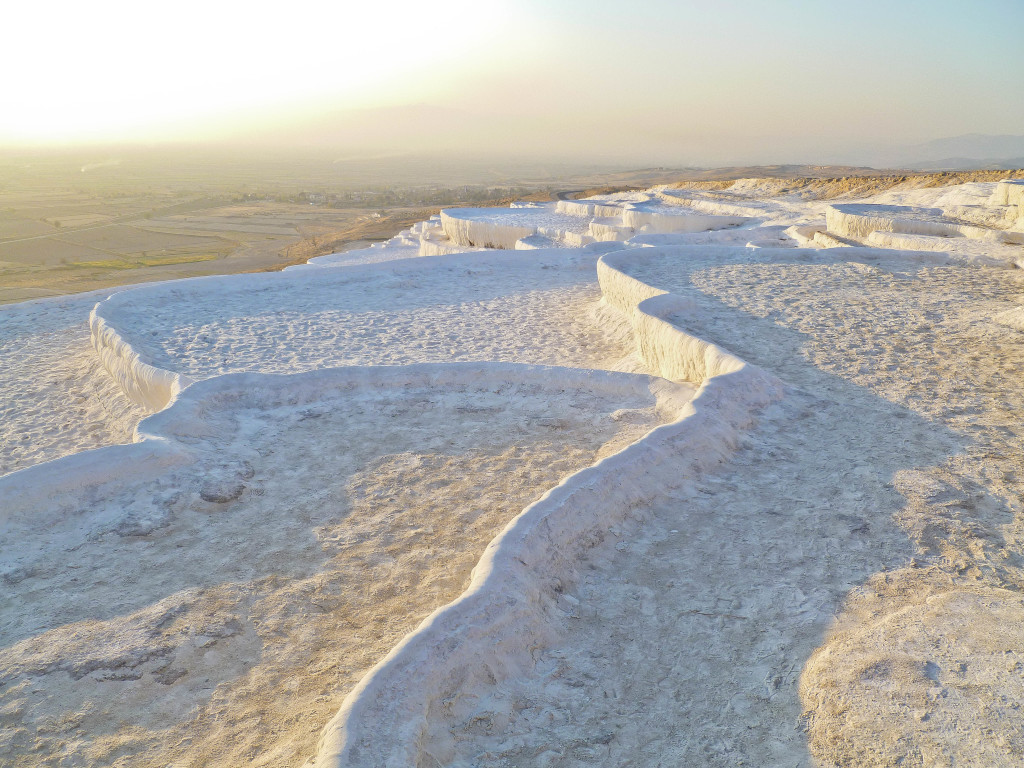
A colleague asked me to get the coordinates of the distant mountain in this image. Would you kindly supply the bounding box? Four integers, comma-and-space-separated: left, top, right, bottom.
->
221, 105, 1024, 172
912, 134, 1024, 160
908, 156, 1024, 171
891, 134, 1024, 170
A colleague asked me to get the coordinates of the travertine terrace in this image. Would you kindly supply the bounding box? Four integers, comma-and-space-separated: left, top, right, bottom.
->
3, 172, 1024, 767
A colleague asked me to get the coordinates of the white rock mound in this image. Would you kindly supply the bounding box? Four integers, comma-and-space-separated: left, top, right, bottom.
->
439, 196, 751, 251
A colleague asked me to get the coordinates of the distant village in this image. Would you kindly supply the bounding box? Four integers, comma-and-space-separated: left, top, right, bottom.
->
239, 184, 542, 209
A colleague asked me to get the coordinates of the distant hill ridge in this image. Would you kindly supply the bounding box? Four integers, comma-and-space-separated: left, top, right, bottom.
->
880, 134, 1024, 171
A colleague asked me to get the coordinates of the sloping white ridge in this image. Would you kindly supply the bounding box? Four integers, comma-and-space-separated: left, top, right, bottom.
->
12, 176, 1024, 766
439, 198, 752, 251
827, 203, 1024, 245
90, 307, 196, 413
310, 248, 782, 767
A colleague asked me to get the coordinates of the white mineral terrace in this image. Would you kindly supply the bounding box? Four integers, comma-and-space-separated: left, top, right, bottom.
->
2, 177, 1024, 767
827, 202, 1024, 245
994, 178, 1024, 208
438, 196, 753, 251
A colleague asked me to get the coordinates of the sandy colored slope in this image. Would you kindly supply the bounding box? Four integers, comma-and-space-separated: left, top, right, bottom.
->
667, 168, 1024, 200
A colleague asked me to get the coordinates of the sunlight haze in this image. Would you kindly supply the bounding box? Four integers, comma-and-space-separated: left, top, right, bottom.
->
3, 0, 1023, 165
2, 0, 515, 143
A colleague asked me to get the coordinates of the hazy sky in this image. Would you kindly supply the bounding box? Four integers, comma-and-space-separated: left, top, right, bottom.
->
4, 0, 1022, 164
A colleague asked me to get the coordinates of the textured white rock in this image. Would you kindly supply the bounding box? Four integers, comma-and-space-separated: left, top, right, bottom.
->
312, 246, 781, 768
441, 198, 751, 252
827, 204, 962, 240
88, 247, 639, 413
555, 199, 630, 219
828, 202, 1024, 245
1, 361, 689, 766
514, 234, 558, 249
813, 230, 853, 248
992, 179, 1024, 208
90, 305, 195, 413
656, 187, 771, 218
784, 224, 826, 247
9, 175, 1024, 768
621, 206, 749, 234
866, 230, 958, 251
589, 218, 635, 241
440, 208, 547, 249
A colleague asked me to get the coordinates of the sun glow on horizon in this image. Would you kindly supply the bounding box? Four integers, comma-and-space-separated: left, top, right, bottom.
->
2, 0, 1021, 163
1, 0, 513, 145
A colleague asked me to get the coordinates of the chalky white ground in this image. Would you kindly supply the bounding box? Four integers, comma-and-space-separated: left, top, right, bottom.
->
0, 292, 147, 476
0, 248, 666, 767
444, 247, 1024, 767
2, 178, 1024, 767
2, 366, 681, 767
96, 251, 631, 380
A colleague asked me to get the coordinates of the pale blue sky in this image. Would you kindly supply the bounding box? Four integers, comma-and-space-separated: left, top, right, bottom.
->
464, 0, 1024, 161
2, 0, 1021, 163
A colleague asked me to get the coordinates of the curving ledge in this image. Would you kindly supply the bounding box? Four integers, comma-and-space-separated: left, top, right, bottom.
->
310, 248, 782, 767
827, 203, 1024, 245
90, 306, 194, 414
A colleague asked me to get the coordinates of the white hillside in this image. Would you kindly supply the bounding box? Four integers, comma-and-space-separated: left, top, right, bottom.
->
437, 195, 752, 251
2, 175, 1024, 768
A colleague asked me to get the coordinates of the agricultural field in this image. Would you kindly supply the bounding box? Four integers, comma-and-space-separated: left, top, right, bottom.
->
2, 149, 906, 305
0, 149, 564, 304
0, 187, 406, 304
